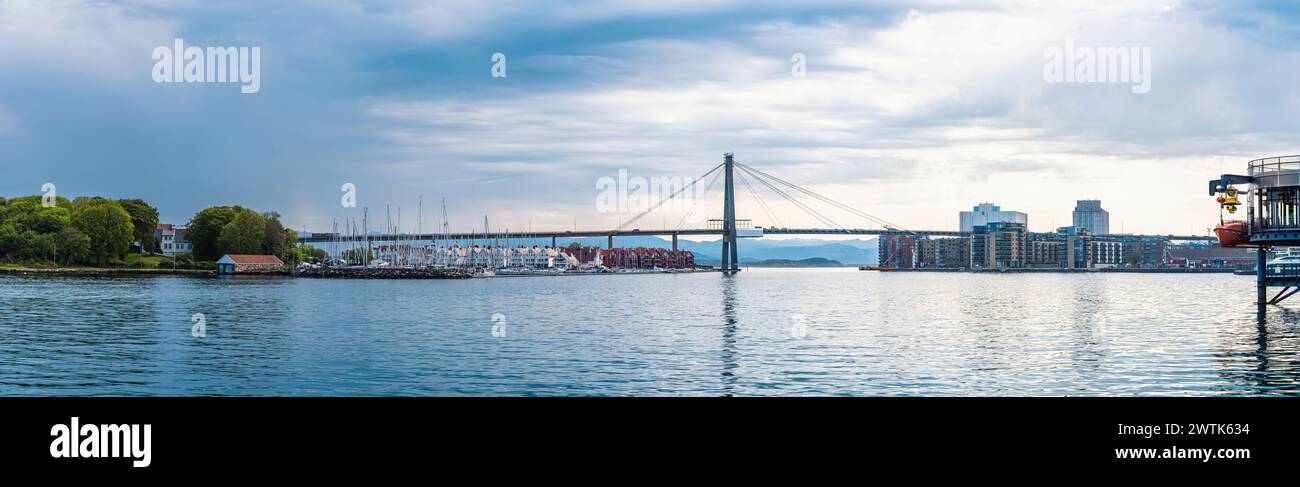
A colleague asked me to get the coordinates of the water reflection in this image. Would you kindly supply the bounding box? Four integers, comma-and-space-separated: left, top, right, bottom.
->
719, 274, 738, 397
4, 270, 1300, 396
1215, 305, 1300, 394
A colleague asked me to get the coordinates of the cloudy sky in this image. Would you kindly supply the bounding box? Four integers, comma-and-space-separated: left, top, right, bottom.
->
3, 0, 1300, 236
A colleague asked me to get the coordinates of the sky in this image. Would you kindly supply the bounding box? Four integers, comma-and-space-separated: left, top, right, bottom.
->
3, 0, 1300, 237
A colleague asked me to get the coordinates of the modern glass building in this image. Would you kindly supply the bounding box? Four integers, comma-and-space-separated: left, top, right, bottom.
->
1072, 200, 1109, 235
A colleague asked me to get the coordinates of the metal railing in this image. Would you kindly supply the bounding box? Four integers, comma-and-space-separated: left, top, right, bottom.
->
1248, 155, 1300, 177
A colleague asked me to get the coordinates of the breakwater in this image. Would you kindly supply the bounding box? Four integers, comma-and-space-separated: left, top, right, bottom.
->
296, 267, 472, 279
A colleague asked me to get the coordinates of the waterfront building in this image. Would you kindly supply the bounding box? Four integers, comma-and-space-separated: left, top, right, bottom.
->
1090, 239, 1124, 268
959, 203, 1028, 233
1072, 200, 1110, 235
1027, 236, 1065, 268
216, 254, 284, 274
1120, 237, 1167, 267
878, 234, 918, 269
917, 237, 970, 269
562, 246, 605, 268
595, 247, 694, 269
1163, 247, 1256, 269
970, 222, 1027, 268
155, 223, 192, 257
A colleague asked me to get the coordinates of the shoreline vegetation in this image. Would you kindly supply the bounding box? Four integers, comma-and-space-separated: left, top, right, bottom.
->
1, 194, 320, 272
0, 265, 214, 276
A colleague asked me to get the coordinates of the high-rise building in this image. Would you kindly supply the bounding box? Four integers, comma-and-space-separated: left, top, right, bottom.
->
959, 203, 1028, 233
970, 222, 1027, 268
1072, 200, 1109, 235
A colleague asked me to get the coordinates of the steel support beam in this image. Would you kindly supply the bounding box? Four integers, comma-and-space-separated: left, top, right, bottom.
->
1270, 286, 1299, 305
1258, 247, 1268, 305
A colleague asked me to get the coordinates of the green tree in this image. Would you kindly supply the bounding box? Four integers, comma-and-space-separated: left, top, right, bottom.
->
217, 209, 267, 255
187, 206, 243, 260
263, 212, 287, 257
1124, 252, 1141, 266
11, 231, 37, 259
56, 227, 91, 265
71, 201, 133, 263
30, 232, 56, 261
302, 245, 327, 263
26, 206, 70, 234
0, 224, 21, 260
117, 199, 160, 253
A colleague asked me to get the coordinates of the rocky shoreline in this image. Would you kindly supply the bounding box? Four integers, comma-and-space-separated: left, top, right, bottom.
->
295, 267, 473, 279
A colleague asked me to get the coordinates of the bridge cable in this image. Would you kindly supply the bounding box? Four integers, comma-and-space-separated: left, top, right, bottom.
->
736, 169, 784, 228
675, 165, 725, 230
738, 165, 841, 229
617, 162, 724, 233
736, 162, 911, 233
736, 164, 843, 229
738, 161, 904, 231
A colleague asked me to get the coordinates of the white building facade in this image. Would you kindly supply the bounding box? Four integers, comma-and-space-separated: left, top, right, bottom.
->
156, 224, 192, 257
959, 203, 1029, 233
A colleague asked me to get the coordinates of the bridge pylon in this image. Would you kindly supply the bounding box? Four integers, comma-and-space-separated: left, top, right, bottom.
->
722, 153, 739, 272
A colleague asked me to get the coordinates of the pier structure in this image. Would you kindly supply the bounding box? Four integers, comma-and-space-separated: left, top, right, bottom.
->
1209, 155, 1300, 305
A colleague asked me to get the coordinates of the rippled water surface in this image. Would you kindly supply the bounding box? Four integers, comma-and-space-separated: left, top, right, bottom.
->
2, 269, 1299, 396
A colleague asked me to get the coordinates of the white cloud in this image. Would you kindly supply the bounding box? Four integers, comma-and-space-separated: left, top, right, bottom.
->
5, 0, 1300, 234
363, 1, 1300, 233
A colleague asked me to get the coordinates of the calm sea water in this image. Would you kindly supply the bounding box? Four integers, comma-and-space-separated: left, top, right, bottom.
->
1, 269, 1298, 396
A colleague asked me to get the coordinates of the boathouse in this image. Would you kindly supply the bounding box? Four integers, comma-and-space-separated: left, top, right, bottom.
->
216, 254, 285, 274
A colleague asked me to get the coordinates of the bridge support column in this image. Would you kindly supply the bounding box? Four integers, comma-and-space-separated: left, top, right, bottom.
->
722, 153, 739, 272
551, 236, 556, 248
608, 235, 613, 249
672, 233, 678, 251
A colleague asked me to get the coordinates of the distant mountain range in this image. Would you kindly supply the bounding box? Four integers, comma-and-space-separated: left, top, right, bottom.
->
535, 236, 879, 266
745, 257, 844, 267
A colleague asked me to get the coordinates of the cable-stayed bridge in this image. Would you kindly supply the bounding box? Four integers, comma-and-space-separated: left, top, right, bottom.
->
297, 153, 1215, 271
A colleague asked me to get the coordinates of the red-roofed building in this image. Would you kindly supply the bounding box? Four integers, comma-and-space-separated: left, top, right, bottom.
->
216, 254, 285, 274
